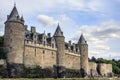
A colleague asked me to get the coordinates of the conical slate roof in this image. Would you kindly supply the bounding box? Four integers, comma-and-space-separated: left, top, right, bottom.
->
78, 33, 87, 44
54, 24, 63, 36
7, 5, 20, 21
21, 15, 25, 22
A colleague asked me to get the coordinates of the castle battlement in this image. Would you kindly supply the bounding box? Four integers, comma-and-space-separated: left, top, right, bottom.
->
25, 40, 57, 51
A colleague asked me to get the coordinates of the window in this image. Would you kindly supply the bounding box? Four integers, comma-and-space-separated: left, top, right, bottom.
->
35, 48, 36, 56
10, 39, 12, 42
76, 49, 78, 52
27, 40, 29, 43
9, 47, 12, 52
43, 50, 45, 54
44, 41, 45, 46
52, 52, 53, 55
52, 44, 54, 48
34, 35, 36, 38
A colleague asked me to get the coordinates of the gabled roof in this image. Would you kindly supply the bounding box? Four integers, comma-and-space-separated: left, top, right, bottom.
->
54, 24, 63, 36
78, 33, 87, 44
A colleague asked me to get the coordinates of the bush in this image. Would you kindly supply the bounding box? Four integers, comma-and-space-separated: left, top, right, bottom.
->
66, 69, 80, 78
0, 36, 7, 59
24, 66, 53, 78
0, 65, 8, 78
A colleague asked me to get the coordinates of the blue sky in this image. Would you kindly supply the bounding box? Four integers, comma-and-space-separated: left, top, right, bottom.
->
0, 0, 120, 59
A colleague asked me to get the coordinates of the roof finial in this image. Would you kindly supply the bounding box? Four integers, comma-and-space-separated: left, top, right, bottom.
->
14, 2, 16, 7
44, 30, 45, 34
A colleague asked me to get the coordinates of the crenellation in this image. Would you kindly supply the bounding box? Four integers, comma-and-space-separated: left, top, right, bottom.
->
65, 51, 80, 57
25, 40, 57, 50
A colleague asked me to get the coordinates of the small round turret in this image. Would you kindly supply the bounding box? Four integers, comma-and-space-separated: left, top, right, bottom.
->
54, 24, 65, 78
78, 33, 88, 77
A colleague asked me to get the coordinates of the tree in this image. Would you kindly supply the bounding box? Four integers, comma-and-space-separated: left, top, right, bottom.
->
0, 36, 6, 59
91, 56, 97, 62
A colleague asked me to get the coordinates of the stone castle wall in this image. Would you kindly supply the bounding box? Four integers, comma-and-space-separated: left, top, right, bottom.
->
23, 40, 80, 69
24, 40, 57, 68
65, 51, 80, 70
98, 63, 112, 76
88, 62, 97, 75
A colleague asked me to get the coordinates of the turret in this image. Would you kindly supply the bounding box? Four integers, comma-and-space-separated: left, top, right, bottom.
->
54, 24, 65, 78
4, 5, 25, 77
78, 33, 88, 77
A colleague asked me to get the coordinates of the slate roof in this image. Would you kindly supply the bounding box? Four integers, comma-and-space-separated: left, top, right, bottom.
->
54, 24, 63, 36
78, 34, 87, 44
7, 5, 24, 23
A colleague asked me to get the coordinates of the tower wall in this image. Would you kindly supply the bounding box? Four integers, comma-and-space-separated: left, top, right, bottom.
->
54, 36, 65, 67
79, 44, 88, 76
4, 21, 25, 77
54, 36, 66, 78
4, 22, 25, 64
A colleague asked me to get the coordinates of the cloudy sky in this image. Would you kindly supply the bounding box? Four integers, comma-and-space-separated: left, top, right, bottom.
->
0, 0, 120, 59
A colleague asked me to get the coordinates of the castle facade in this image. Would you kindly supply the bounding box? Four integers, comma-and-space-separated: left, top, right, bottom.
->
3, 5, 112, 77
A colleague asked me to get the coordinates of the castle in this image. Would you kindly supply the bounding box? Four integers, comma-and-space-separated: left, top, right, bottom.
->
3, 5, 113, 78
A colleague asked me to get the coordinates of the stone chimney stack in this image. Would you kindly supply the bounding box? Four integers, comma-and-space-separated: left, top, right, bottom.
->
31, 26, 36, 33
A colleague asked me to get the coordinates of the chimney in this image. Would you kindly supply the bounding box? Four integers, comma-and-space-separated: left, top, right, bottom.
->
31, 26, 36, 33
24, 25, 28, 31
69, 40, 71, 45
47, 33, 51, 38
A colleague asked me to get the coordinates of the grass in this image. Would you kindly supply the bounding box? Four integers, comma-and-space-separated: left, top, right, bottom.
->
0, 78, 119, 80
0, 78, 98, 80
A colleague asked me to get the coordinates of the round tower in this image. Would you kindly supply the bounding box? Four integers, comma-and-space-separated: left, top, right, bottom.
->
78, 34, 88, 77
4, 5, 25, 77
54, 24, 65, 78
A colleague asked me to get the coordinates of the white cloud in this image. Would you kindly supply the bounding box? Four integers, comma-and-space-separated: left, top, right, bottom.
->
71, 20, 120, 59
0, 15, 4, 36
37, 15, 58, 27
59, 14, 71, 22
0, 24, 4, 36
0, 0, 110, 15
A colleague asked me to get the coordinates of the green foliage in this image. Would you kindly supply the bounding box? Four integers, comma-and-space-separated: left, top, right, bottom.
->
66, 69, 80, 78
0, 78, 98, 80
0, 65, 8, 78
0, 36, 3, 46
0, 36, 7, 59
24, 66, 53, 78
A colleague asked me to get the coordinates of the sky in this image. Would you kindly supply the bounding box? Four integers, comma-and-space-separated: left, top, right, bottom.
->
0, 0, 120, 60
